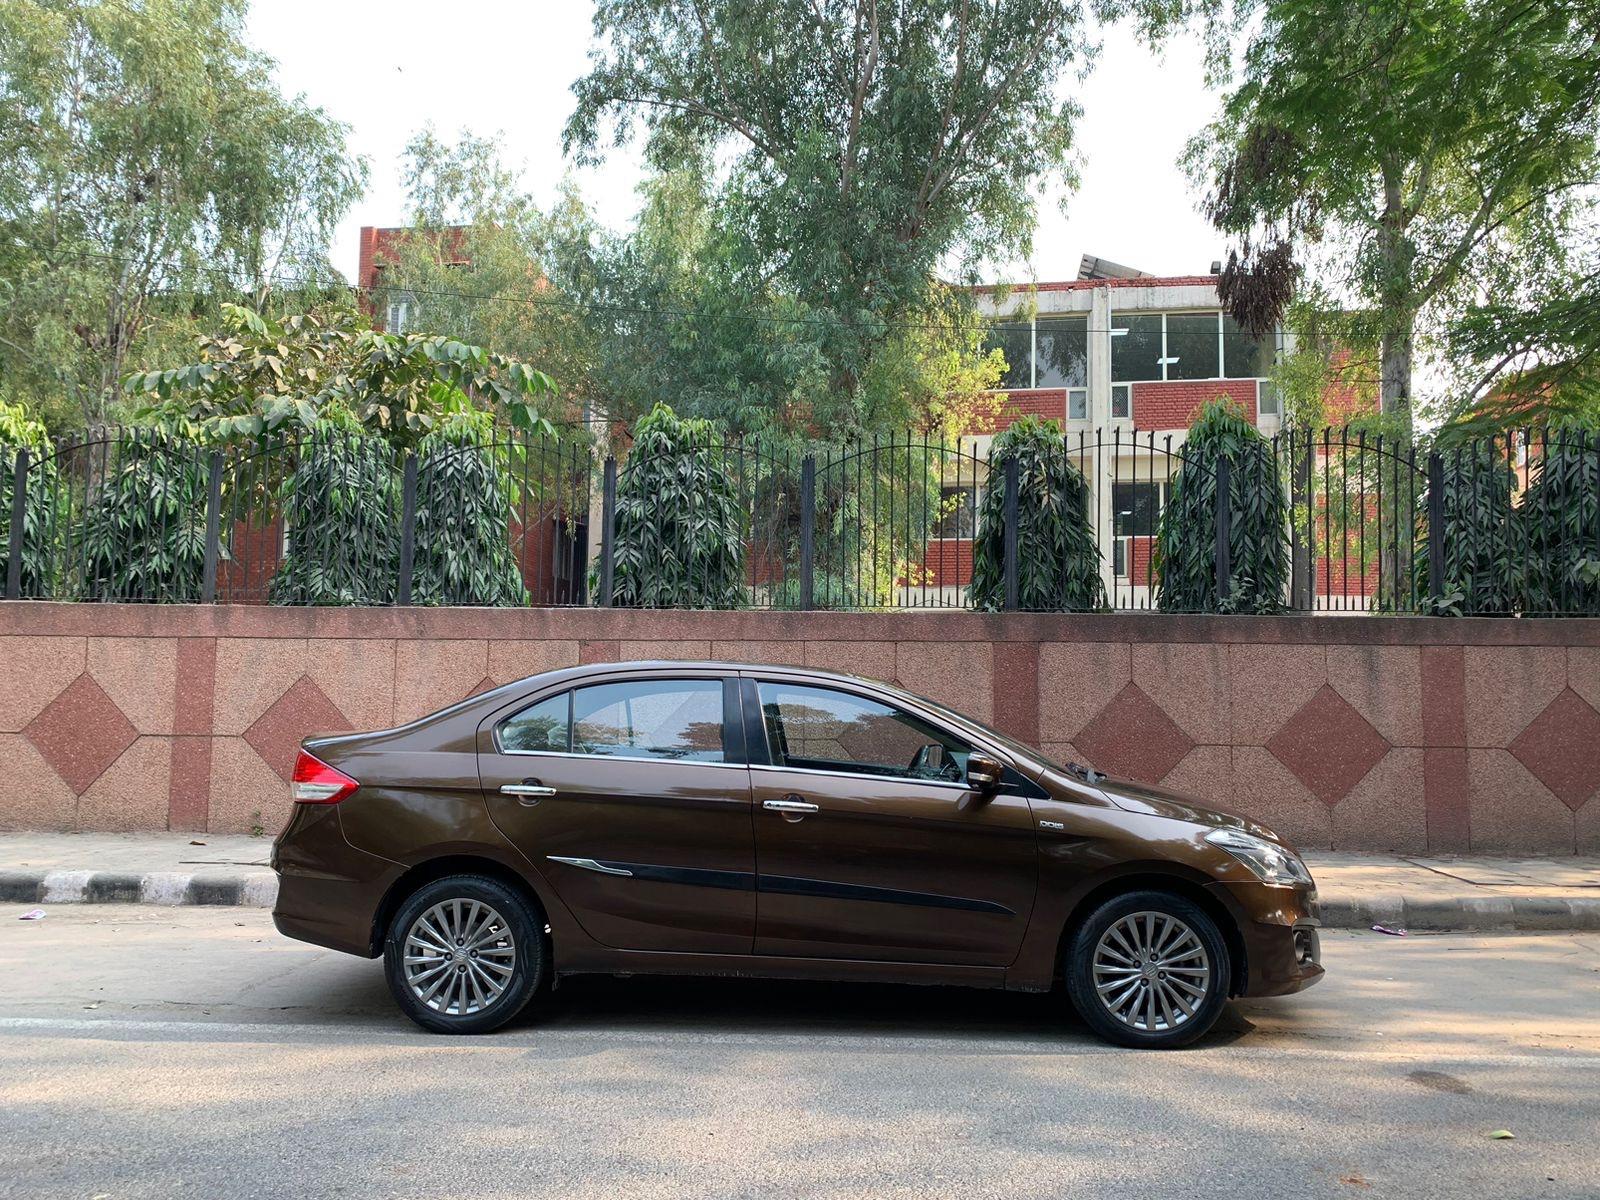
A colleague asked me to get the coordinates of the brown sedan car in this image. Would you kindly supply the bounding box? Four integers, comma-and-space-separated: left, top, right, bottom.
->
272, 661, 1322, 1048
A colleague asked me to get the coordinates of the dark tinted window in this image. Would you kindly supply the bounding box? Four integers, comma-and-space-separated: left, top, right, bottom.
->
500, 692, 571, 753
984, 320, 1034, 389
934, 484, 976, 538
759, 682, 970, 782
1223, 314, 1270, 378
1165, 313, 1221, 380
1112, 314, 1163, 382
1034, 316, 1088, 388
571, 679, 725, 762
1113, 481, 1166, 538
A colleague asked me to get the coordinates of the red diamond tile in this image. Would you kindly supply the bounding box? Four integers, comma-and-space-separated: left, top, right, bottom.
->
23, 674, 139, 793
1509, 688, 1600, 811
1267, 684, 1389, 806
244, 676, 351, 782
467, 676, 499, 698
1074, 682, 1195, 784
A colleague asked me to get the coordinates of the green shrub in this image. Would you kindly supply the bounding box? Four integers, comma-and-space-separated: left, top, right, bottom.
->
1413, 441, 1518, 615
1519, 423, 1600, 615
1154, 398, 1288, 613
80, 428, 211, 602
610, 404, 746, 609
0, 399, 57, 597
411, 422, 529, 607
269, 429, 399, 605
968, 416, 1104, 611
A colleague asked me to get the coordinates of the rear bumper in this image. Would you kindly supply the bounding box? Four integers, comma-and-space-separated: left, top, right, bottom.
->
271, 803, 397, 958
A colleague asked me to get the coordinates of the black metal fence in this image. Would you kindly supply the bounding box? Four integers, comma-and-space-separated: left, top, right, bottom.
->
4, 424, 1597, 615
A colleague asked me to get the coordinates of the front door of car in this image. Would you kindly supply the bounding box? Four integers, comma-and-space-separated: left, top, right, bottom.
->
479, 672, 755, 956
745, 677, 1037, 967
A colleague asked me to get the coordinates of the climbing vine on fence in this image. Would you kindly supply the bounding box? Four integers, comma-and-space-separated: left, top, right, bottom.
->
411, 421, 529, 607
1154, 398, 1288, 613
269, 428, 400, 605
611, 404, 747, 609
969, 416, 1104, 611
1413, 440, 1517, 615
80, 428, 211, 602
1519, 423, 1600, 615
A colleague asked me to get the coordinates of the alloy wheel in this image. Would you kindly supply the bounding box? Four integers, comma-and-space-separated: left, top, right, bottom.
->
402, 898, 517, 1017
1091, 910, 1212, 1034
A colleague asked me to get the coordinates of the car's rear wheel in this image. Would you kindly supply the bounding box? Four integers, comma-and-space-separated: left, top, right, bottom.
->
383, 875, 545, 1034
1065, 890, 1230, 1049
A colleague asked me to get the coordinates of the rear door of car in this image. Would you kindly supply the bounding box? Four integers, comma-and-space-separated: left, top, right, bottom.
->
478, 669, 755, 955
743, 674, 1037, 967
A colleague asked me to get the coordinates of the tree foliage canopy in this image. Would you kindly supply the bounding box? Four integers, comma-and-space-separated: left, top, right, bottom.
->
1185, 0, 1600, 416
0, 0, 365, 427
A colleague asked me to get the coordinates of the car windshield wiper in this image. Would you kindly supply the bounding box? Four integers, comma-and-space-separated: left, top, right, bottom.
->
1064, 761, 1103, 785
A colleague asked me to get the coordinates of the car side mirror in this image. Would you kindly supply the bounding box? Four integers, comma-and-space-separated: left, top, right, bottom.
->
966, 752, 1004, 792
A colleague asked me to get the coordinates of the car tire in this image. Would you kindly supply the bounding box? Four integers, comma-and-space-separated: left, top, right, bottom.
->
383, 874, 546, 1035
1065, 889, 1231, 1049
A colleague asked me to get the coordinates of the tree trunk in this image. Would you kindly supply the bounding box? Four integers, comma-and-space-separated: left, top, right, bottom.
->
1379, 322, 1413, 416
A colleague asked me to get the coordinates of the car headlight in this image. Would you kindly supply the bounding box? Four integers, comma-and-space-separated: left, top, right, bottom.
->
1205, 828, 1314, 887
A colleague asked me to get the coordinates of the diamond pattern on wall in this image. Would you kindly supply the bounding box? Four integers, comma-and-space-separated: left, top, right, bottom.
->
1073, 682, 1195, 784
1509, 687, 1600, 811
1266, 683, 1389, 806
22, 674, 139, 793
244, 675, 352, 782
467, 676, 499, 698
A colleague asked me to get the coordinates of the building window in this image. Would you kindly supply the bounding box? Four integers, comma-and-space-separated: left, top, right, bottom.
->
1111, 314, 1163, 382
1165, 313, 1222, 380
1257, 378, 1281, 418
1068, 388, 1088, 420
1111, 383, 1132, 420
985, 314, 1088, 390
985, 321, 1033, 389
1033, 316, 1088, 388
1223, 314, 1269, 379
934, 485, 976, 539
1112, 480, 1167, 576
386, 298, 410, 334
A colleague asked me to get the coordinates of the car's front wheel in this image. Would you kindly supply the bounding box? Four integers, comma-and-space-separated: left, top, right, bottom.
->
1065, 890, 1230, 1048
383, 875, 545, 1034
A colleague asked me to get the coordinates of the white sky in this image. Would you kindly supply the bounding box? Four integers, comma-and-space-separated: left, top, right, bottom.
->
246, 1, 1226, 285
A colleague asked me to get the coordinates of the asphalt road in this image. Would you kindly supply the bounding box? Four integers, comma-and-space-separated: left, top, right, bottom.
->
1, 909, 1597, 1200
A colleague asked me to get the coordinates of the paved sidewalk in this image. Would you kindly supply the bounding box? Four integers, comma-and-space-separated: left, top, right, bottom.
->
1, 832, 1598, 929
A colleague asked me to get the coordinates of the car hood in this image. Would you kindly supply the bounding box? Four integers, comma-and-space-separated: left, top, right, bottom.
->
1090, 774, 1284, 843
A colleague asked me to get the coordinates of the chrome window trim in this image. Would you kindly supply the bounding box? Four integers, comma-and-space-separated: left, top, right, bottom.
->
748, 762, 973, 792
492, 746, 746, 769
492, 675, 731, 762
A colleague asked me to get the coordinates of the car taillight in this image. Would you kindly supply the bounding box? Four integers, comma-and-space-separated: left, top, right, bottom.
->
291, 749, 359, 805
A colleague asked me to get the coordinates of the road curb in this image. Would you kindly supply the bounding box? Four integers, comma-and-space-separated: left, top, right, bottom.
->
2, 869, 1597, 929
0, 869, 278, 908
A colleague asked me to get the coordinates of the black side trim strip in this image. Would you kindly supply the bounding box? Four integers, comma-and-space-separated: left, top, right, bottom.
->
593, 862, 756, 892
758, 874, 1015, 916
579, 860, 1013, 915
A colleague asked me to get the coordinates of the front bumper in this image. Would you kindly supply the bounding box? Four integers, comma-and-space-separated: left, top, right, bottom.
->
1210, 879, 1325, 997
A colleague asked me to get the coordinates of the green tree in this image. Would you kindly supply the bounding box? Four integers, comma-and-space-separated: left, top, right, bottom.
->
566, 0, 1098, 423
969, 417, 1104, 612
1154, 398, 1288, 613
126, 301, 558, 447
1186, 0, 1600, 417
0, 394, 56, 595
610, 403, 746, 608
79, 428, 211, 602
0, 0, 365, 428
268, 427, 399, 606
373, 128, 601, 423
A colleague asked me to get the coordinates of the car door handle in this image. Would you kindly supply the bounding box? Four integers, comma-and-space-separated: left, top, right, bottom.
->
501, 783, 557, 804
763, 798, 819, 814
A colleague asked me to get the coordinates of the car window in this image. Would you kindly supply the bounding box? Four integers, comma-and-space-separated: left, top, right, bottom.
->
571, 679, 725, 762
757, 681, 970, 782
499, 691, 571, 753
